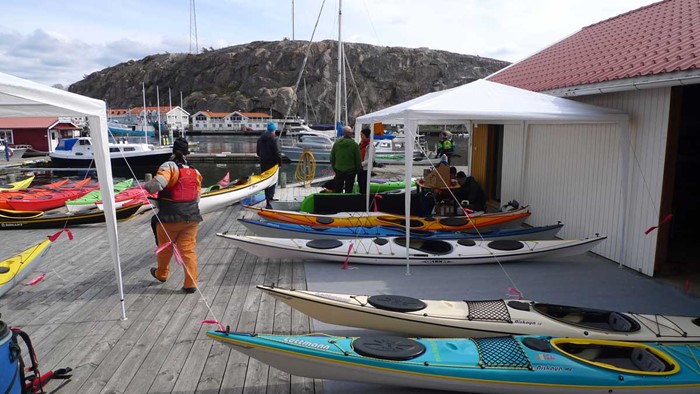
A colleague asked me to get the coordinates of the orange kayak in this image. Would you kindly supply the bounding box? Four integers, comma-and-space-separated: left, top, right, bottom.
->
254, 207, 531, 232
0, 178, 74, 209
2, 178, 96, 211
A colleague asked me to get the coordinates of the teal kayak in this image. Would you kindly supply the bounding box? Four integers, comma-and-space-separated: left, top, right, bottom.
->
207, 331, 700, 393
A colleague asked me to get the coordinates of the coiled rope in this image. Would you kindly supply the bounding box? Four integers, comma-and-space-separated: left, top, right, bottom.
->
295, 149, 316, 185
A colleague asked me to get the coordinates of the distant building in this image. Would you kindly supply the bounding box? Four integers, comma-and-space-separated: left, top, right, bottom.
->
166, 107, 190, 132
191, 111, 231, 132
229, 111, 272, 132
485, 0, 699, 277
0, 117, 81, 153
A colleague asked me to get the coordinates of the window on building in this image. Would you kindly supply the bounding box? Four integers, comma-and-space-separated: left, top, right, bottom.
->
0, 130, 13, 144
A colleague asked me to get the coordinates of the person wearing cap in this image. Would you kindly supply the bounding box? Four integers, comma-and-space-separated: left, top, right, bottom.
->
454, 171, 486, 212
257, 122, 282, 208
436, 131, 455, 164
145, 137, 203, 294
357, 128, 375, 194
330, 126, 361, 193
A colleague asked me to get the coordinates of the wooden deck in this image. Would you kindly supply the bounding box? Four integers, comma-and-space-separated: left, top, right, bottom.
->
1, 185, 324, 394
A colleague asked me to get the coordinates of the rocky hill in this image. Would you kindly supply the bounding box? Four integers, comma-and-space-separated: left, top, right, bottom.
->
69, 40, 509, 124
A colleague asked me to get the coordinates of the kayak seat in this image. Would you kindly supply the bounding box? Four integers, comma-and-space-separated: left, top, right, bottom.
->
367, 295, 427, 312
631, 347, 666, 372
608, 312, 634, 332
353, 336, 426, 361
306, 239, 343, 249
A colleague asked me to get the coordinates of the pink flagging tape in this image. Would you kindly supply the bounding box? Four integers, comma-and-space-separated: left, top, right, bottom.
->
26, 273, 46, 286
372, 194, 383, 212
645, 213, 673, 235
172, 244, 185, 266
48, 228, 73, 242
507, 287, 523, 300
217, 172, 230, 187
201, 319, 226, 331
342, 242, 354, 270
154, 241, 172, 254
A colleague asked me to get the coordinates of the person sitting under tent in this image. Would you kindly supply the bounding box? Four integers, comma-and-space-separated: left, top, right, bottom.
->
454, 171, 486, 213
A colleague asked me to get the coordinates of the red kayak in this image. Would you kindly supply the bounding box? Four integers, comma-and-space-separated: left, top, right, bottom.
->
6, 180, 98, 211
95, 185, 156, 210
0, 178, 80, 209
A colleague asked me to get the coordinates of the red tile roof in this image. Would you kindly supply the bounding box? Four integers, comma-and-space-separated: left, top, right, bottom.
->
0, 117, 59, 128
239, 112, 271, 118
488, 0, 700, 92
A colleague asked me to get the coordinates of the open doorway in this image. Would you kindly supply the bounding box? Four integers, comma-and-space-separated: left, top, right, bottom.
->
657, 84, 700, 276
470, 124, 504, 209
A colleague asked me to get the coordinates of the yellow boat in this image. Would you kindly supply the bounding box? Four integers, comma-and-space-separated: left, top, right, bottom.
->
0, 175, 35, 192
0, 237, 54, 297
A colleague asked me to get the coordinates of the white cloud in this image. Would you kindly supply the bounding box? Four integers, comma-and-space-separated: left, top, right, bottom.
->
0, 0, 660, 86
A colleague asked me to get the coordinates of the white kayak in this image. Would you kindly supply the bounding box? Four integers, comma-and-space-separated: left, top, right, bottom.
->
257, 285, 700, 342
216, 233, 606, 265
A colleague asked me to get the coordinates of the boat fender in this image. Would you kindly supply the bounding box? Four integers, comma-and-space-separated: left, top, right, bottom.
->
457, 239, 476, 247
522, 337, 552, 352
367, 295, 427, 312
353, 335, 426, 361
487, 240, 525, 251
306, 239, 343, 249
373, 238, 388, 246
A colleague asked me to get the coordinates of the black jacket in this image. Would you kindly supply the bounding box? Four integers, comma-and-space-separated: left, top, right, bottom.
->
257, 132, 282, 166
454, 176, 486, 211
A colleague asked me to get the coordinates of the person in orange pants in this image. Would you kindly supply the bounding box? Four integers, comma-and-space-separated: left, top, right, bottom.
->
145, 137, 203, 293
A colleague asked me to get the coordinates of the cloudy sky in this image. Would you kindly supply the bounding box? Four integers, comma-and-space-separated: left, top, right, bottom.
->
1, 0, 660, 87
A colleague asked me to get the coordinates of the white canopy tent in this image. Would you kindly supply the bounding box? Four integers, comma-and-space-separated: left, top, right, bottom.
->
0, 72, 127, 319
356, 79, 630, 272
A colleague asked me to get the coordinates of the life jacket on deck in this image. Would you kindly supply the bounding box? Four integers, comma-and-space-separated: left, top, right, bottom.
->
159, 165, 199, 202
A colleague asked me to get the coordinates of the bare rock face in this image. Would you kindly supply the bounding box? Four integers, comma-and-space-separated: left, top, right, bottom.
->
69, 40, 509, 124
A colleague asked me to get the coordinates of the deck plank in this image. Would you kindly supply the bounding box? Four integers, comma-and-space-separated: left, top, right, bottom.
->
0, 185, 323, 394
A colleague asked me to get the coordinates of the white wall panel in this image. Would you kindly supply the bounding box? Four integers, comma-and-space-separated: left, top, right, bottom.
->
501, 88, 671, 276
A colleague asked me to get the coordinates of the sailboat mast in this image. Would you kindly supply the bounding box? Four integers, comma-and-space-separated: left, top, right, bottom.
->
334, 0, 343, 134
142, 82, 147, 141
156, 86, 162, 144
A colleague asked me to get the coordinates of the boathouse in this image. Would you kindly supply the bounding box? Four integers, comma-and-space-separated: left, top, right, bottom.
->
484, 0, 699, 277
0, 116, 81, 153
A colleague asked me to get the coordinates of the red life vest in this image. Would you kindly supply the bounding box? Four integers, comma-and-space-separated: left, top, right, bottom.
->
359, 139, 370, 161
160, 166, 199, 202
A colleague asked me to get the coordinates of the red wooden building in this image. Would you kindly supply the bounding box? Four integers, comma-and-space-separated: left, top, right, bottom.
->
0, 117, 81, 154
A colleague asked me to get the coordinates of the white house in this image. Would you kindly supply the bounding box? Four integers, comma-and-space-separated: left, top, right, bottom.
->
191, 111, 231, 132
229, 111, 271, 132
166, 106, 190, 132
484, 0, 699, 277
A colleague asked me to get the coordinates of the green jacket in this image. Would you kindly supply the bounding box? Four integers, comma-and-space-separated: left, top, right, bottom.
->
330, 137, 361, 173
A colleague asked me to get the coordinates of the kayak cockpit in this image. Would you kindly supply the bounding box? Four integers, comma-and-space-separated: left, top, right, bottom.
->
531, 303, 641, 332
550, 338, 679, 375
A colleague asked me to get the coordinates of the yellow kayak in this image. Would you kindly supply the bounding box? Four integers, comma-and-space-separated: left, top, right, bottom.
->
254, 206, 531, 232
0, 175, 35, 192
0, 237, 53, 297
